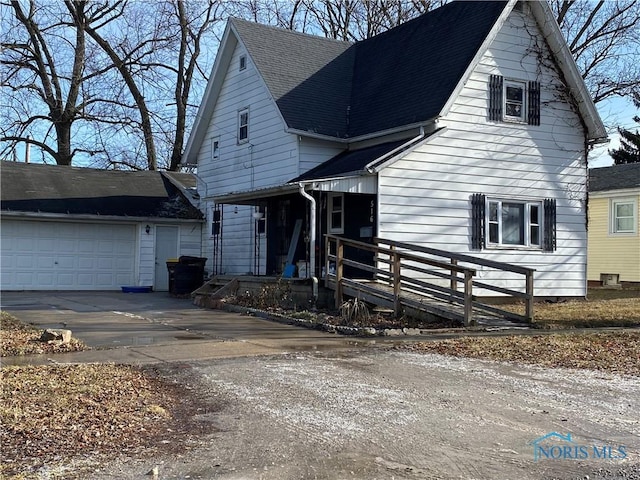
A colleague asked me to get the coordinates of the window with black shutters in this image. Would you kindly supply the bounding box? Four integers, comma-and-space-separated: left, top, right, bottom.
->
471, 194, 556, 251
489, 75, 540, 125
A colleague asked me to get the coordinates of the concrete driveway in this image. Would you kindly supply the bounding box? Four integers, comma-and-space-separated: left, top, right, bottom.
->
1, 291, 372, 364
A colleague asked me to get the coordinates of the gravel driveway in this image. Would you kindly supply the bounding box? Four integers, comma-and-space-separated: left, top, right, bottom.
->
94, 349, 639, 480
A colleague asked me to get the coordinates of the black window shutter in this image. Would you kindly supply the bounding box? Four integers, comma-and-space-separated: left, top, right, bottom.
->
471, 193, 486, 250
528, 81, 541, 126
543, 198, 556, 252
212, 209, 221, 236
489, 75, 503, 121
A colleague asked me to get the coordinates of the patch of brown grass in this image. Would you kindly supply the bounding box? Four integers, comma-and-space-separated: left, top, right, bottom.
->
0, 363, 209, 479
401, 331, 640, 376
1, 311, 87, 357
501, 295, 640, 328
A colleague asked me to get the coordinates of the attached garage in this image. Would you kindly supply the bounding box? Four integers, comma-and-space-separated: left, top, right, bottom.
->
1, 162, 204, 292
1, 220, 136, 290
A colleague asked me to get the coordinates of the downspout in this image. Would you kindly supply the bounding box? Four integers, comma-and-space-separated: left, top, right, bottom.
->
299, 183, 318, 303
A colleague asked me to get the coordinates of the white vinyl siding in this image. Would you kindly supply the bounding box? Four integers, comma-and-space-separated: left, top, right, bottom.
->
611, 198, 637, 234
195, 43, 299, 274
299, 137, 344, 176
377, 8, 588, 297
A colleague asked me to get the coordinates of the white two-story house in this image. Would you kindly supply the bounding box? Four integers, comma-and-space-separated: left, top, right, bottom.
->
182, 0, 607, 298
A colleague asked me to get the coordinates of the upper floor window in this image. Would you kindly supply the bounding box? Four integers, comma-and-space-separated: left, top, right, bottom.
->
504, 80, 526, 122
239, 55, 247, 71
238, 108, 249, 143
328, 193, 344, 234
611, 198, 637, 234
489, 75, 540, 126
212, 137, 220, 159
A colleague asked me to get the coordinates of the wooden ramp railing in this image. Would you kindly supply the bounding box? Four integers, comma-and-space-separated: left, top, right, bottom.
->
324, 235, 535, 326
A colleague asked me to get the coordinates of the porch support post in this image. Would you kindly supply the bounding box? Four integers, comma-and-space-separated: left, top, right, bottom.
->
463, 270, 474, 326
450, 258, 458, 303
525, 270, 534, 323
335, 238, 344, 309
393, 251, 401, 317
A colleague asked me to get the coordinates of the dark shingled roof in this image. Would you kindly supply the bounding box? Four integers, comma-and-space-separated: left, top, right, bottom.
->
233, 1, 507, 139
231, 18, 353, 138
589, 163, 640, 192
0, 162, 203, 219
293, 139, 408, 181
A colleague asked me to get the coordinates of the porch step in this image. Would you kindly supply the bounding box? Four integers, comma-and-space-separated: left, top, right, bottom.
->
192, 278, 239, 308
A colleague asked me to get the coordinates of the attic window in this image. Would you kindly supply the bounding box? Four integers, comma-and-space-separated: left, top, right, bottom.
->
504, 80, 526, 122
239, 55, 247, 71
489, 75, 540, 125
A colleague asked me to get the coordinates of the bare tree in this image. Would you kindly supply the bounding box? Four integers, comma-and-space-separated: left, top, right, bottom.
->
158, 0, 223, 171
1, 0, 108, 165
550, 0, 640, 103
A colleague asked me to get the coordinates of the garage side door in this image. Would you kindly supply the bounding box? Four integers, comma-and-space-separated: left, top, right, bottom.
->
1, 220, 136, 291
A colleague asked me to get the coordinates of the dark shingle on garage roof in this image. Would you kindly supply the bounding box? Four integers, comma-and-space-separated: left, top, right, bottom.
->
234, 1, 507, 139
589, 163, 640, 192
0, 162, 203, 219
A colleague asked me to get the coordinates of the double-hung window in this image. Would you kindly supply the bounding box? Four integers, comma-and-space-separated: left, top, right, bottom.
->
611, 198, 637, 234
504, 80, 526, 122
487, 199, 541, 247
238, 108, 249, 143
489, 75, 540, 125
471, 194, 555, 251
328, 193, 344, 234
212, 137, 220, 160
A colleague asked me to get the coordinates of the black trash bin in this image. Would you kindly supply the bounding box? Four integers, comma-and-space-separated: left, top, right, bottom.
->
166, 260, 179, 294
171, 256, 207, 295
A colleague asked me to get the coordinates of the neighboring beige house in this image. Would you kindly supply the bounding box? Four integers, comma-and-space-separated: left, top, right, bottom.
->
588, 163, 640, 287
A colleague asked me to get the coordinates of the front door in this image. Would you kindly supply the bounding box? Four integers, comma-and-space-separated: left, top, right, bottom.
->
155, 225, 179, 291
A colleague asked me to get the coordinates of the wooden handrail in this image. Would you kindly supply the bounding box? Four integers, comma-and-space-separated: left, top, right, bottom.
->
325, 234, 534, 325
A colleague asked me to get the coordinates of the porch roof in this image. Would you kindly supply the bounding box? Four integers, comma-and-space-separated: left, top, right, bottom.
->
213, 184, 299, 205
292, 139, 407, 182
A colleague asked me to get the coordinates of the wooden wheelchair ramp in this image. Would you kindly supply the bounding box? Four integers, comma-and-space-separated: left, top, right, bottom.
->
325, 236, 535, 327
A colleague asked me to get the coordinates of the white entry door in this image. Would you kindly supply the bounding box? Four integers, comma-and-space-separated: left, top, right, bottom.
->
154, 226, 179, 291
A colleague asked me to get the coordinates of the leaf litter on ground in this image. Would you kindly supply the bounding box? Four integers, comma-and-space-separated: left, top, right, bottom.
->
399, 331, 640, 376
0, 312, 217, 479
1, 311, 86, 357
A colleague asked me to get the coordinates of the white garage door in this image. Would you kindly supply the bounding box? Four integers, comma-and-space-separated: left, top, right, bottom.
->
1, 220, 136, 291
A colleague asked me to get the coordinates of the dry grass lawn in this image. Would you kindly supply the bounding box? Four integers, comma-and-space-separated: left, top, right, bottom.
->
0, 312, 208, 479
400, 331, 640, 376
503, 289, 640, 328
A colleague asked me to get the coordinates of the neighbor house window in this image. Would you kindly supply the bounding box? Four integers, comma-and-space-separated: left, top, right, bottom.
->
489, 75, 540, 125
238, 108, 249, 143
611, 199, 637, 234
328, 193, 344, 234
212, 137, 220, 159
239, 55, 247, 71
471, 194, 555, 251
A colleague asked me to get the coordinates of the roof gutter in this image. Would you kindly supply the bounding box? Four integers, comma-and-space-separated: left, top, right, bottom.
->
365, 127, 427, 173
286, 119, 437, 145
0, 211, 204, 224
